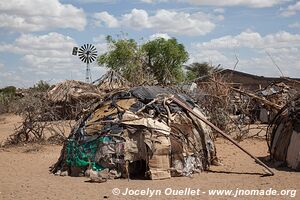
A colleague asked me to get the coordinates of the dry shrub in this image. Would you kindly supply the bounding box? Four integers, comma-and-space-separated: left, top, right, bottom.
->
183, 73, 256, 140
4, 90, 89, 146
195, 74, 231, 133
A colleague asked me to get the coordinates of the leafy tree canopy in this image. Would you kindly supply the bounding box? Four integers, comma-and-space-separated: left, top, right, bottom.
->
142, 38, 188, 84
32, 80, 50, 92
186, 62, 214, 81
98, 36, 189, 85
0, 86, 16, 95
97, 35, 142, 82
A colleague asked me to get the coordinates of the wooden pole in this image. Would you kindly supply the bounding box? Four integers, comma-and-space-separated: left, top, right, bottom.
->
230, 87, 282, 110
209, 78, 283, 110
171, 96, 275, 176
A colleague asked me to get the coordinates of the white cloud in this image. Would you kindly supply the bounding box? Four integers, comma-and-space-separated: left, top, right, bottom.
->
281, 1, 300, 16
185, 0, 291, 8
189, 49, 230, 65
139, 0, 291, 7
92, 34, 109, 55
0, 32, 107, 86
149, 33, 171, 40
0, 32, 76, 58
94, 9, 221, 36
289, 22, 300, 28
75, 0, 116, 3
195, 30, 300, 49
0, 32, 106, 86
0, 32, 79, 71
0, 0, 86, 32
0, 62, 3, 70
191, 30, 300, 77
93, 11, 119, 27
140, 0, 168, 3
213, 8, 225, 13
122, 9, 152, 29
93, 34, 107, 43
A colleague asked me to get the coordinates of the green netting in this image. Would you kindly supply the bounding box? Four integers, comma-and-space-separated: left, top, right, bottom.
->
66, 137, 104, 171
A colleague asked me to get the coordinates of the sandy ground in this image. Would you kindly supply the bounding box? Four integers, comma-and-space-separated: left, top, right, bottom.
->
0, 114, 299, 200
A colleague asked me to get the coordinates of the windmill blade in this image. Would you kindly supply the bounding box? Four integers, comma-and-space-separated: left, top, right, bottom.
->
89, 57, 93, 63
78, 47, 84, 52
77, 44, 97, 65
79, 56, 85, 61
79, 54, 85, 60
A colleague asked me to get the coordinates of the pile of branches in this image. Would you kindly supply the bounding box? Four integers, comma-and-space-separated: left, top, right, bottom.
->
182, 73, 261, 141
5, 90, 96, 146
175, 74, 230, 139
193, 74, 231, 133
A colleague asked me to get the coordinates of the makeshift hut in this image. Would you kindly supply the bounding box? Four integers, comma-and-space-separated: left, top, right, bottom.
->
51, 86, 217, 180
93, 70, 131, 92
267, 95, 300, 171
47, 80, 102, 119
48, 80, 101, 103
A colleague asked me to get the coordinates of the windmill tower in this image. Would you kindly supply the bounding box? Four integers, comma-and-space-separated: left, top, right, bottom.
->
72, 44, 97, 83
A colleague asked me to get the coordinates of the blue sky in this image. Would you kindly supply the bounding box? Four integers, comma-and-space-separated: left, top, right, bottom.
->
0, 0, 300, 87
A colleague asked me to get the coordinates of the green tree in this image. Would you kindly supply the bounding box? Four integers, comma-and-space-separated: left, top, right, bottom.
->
97, 36, 143, 82
0, 86, 16, 95
186, 62, 213, 81
0, 86, 17, 114
142, 38, 188, 85
32, 80, 50, 92
98, 36, 189, 85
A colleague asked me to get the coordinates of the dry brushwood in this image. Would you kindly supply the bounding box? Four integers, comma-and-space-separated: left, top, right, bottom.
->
4, 91, 83, 146
190, 74, 235, 138
182, 73, 265, 141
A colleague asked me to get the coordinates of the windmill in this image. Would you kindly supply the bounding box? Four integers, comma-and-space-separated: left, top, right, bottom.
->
72, 44, 97, 83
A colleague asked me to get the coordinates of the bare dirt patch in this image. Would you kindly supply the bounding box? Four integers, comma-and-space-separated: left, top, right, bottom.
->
0, 114, 299, 200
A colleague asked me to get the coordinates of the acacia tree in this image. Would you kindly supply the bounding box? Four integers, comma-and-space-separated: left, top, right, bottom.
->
98, 36, 189, 85
97, 36, 144, 82
186, 62, 214, 81
142, 38, 188, 85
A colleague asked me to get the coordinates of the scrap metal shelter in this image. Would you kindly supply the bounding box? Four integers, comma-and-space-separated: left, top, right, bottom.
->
267, 95, 300, 171
51, 86, 217, 180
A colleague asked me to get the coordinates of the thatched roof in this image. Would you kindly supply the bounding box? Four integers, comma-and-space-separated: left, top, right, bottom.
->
48, 80, 101, 103
93, 70, 131, 91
